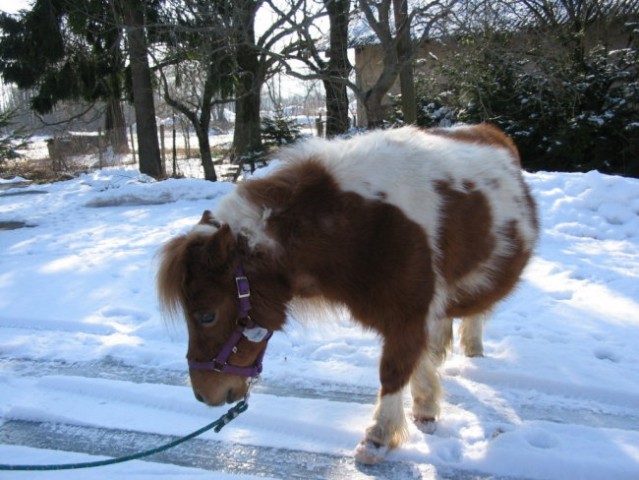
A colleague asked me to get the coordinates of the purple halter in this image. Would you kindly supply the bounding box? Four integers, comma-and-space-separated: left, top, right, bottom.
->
187, 263, 273, 378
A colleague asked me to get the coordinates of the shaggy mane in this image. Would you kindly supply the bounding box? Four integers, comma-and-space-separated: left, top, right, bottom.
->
156, 235, 190, 323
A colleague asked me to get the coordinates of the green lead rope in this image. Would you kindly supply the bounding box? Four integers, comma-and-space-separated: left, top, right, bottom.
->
0, 400, 249, 471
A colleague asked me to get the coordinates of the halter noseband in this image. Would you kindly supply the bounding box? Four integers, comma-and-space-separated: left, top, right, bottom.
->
187, 263, 273, 378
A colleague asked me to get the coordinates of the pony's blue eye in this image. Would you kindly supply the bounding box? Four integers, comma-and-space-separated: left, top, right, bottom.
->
196, 312, 216, 325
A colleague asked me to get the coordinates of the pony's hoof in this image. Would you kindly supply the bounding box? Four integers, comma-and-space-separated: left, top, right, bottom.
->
465, 351, 484, 358
414, 416, 437, 434
354, 440, 389, 464
463, 343, 484, 357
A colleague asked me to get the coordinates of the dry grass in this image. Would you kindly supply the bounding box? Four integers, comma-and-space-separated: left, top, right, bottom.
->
0, 157, 76, 184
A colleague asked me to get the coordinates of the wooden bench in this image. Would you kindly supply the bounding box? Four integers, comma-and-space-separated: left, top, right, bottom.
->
216, 163, 242, 182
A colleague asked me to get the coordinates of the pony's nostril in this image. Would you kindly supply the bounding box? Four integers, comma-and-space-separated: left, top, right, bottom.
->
226, 389, 236, 404
194, 390, 204, 403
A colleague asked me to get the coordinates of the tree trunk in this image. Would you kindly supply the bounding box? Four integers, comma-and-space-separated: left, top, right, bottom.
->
120, 0, 163, 179
324, 80, 350, 136
195, 125, 216, 181
363, 51, 401, 129
323, 0, 351, 137
231, 2, 263, 161
105, 97, 130, 154
364, 89, 388, 129
233, 84, 262, 161
196, 87, 216, 181
393, 0, 416, 124
163, 93, 219, 181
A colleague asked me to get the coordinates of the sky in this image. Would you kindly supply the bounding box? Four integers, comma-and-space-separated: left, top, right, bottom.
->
0, 0, 30, 15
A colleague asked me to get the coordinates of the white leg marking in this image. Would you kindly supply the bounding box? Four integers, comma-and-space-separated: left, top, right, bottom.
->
459, 313, 489, 357
354, 391, 407, 464
410, 351, 441, 434
427, 316, 454, 365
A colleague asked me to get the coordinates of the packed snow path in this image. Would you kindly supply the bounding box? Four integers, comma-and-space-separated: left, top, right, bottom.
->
1, 167, 638, 479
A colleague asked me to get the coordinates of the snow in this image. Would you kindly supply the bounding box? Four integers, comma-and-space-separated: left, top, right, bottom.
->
1, 165, 639, 479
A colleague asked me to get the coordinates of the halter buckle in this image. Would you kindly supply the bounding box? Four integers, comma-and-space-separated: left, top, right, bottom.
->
235, 276, 251, 298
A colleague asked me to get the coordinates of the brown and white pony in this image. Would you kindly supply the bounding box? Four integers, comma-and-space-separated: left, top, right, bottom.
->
157, 124, 538, 464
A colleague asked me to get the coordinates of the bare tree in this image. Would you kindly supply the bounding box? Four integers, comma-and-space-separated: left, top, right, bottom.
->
231, 0, 324, 162
154, 0, 238, 181
285, 0, 456, 128
356, 0, 456, 128
260, 0, 352, 136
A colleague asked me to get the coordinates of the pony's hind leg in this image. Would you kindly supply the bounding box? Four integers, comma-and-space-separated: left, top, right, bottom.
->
410, 350, 441, 434
459, 312, 489, 357
410, 317, 453, 433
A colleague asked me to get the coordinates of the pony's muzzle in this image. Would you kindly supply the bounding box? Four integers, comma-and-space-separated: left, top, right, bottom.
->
188, 351, 252, 406
192, 387, 225, 406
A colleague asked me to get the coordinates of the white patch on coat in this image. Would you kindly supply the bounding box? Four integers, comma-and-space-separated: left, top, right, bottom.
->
189, 223, 219, 236
212, 190, 278, 250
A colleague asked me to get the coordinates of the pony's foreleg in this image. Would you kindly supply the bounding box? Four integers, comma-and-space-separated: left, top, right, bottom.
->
354, 331, 424, 465
459, 312, 489, 357
354, 390, 407, 464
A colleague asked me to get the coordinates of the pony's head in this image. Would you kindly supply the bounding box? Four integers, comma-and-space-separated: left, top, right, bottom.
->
157, 211, 272, 406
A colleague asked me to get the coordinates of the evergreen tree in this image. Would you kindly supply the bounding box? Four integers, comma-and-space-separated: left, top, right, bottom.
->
0, 0, 129, 154
0, 0, 165, 178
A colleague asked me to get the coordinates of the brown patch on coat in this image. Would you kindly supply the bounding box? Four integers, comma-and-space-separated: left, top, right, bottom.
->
244, 159, 435, 395
435, 180, 495, 285
429, 123, 521, 166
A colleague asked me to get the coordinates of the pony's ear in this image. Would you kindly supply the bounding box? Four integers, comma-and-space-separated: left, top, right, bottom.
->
191, 211, 221, 235
199, 224, 236, 270
199, 210, 221, 228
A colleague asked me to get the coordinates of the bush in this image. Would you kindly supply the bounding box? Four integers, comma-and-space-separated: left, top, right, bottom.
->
409, 35, 639, 177
0, 108, 28, 171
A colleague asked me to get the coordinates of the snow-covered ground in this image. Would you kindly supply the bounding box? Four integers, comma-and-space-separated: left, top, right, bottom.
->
0, 163, 638, 479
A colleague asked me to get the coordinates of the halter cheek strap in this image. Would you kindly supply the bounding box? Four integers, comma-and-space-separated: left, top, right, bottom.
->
187, 263, 273, 378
